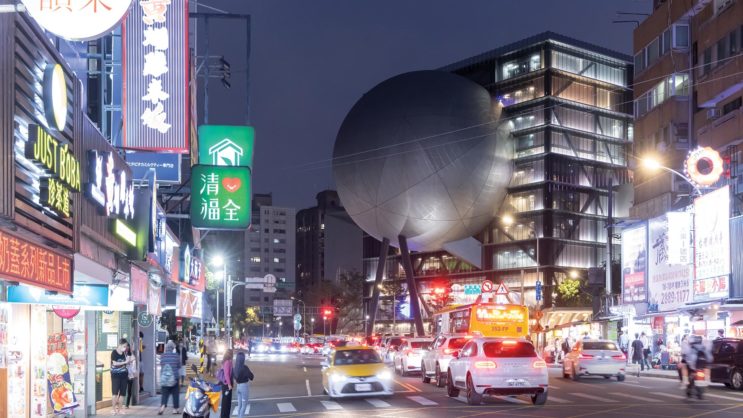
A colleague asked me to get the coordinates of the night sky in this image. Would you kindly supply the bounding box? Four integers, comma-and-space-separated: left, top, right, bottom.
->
196, 0, 647, 210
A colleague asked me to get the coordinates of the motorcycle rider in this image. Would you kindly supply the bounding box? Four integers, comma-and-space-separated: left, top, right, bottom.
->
683, 335, 712, 399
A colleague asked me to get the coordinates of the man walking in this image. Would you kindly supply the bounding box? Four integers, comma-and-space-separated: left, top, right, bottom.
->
640, 332, 652, 369
631, 333, 645, 371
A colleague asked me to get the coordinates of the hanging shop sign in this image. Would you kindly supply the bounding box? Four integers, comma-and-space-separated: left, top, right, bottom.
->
137, 311, 154, 328
190, 165, 252, 230
176, 287, 202, 319
21, 0, 133, 41
666, 211, 692, 265
647, 214, 693, 312
198, 125, 255, 169
621, 224, 647, 304
693, 186, 731, 302
86, 150, 135, 220
43, 63, 68, 131
125, 151, 182, 183
123, 0, 189, 152
147, 282, 161, 316
0, 230, 73, 294
685, 147, 724, 187
130, 265, 149, 304
24, 124, 82, 218
179, 245, 205, 292
7, 283, 108, 306
52, 306, 81, 319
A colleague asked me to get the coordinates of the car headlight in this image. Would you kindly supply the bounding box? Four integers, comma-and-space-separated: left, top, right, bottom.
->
376, 370, 393, 380
329, 373, 347, 383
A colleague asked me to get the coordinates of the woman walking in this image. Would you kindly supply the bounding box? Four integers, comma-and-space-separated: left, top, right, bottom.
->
158, 340, 181, 415
125, 342, 138, 409
232, 352, 254, 418
219, 349, 234, 418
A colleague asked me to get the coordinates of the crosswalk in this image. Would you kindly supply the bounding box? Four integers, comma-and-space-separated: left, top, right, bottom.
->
231, 388, 743, 415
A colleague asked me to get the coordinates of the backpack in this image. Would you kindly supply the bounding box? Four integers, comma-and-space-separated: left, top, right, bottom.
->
161, 363, 176, 387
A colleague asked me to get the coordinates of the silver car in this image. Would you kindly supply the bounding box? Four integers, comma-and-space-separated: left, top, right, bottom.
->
563, 339, 626, 381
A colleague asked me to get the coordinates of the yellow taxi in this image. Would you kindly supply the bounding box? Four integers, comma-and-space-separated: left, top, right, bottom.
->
321, 346, 394, 399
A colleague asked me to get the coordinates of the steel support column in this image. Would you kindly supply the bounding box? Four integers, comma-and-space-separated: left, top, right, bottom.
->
399, 235, 425, 337
367, 237, 389, 337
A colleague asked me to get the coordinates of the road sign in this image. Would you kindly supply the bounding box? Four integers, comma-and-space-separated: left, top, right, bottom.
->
294, 322, 302, 331
535, 280, 542, 302
481, 280, 494, 293
293, 313, 302, 322
534, 309, 544, 320
273, 299, 293, 317
494, 283, 510, 295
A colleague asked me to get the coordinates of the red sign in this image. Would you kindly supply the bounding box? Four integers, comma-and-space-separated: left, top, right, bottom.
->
53, 306, 81, 319
0, 229, 73, 294
481, 280, 494, 293
130, 266, 149, 304
652, 316, 664, 333
494, 283, 510, 295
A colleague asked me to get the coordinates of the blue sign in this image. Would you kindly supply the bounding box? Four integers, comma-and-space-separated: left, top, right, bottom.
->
535, 280, 542, 302
8, 283, 109, 306
463, 284, 482, 295
125, 151, 181, 184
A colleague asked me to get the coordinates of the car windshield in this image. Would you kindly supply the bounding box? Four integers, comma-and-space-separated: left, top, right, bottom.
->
483, 341, 537, 358
410, 341, 429, 349
388, 338, 402, 346
583, 342, 618, 351
448, 338, 469, 349
333, 349, 382, 365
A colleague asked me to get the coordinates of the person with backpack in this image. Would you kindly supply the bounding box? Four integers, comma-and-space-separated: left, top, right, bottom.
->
684, 335, 712, 399
218, 349, 234, 418
158, 340, 181, 415
232, 352, 254, 418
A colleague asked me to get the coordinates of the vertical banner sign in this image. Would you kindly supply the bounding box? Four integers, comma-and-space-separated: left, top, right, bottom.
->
123, 0, 189, 152
693, 186, 731, 302
130, 266, 149, 304
190, 165, 252, 229
46, 338, 78, 413
621, 224, 647, 304
198, 125, 255, 169
148, 283, 162, 316
647, 214, 692, 312
666, 211, 692, 265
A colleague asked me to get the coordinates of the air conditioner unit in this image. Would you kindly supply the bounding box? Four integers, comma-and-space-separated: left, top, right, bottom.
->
707, 108, 721, 120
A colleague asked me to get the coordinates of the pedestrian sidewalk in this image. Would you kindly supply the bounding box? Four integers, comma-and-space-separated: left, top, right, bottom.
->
549, 363, 681, 380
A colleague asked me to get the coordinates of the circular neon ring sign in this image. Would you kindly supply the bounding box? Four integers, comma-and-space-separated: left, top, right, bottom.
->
685, 147, 724, 187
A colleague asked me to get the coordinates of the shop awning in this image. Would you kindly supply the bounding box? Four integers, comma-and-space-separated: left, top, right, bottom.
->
541, 308, 593, 330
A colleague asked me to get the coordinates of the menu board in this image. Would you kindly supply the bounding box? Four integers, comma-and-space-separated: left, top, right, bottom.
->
7, 305, 29, 418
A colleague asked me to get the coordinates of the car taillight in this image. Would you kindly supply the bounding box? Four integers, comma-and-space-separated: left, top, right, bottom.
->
475, 361, 497, 369
444, 348, 456, 355
611, 354, 626, 360
532, 360, 547, 368
578, 353, 594, 359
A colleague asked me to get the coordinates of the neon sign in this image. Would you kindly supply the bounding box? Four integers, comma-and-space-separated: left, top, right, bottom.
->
684, 146, 724, 187
86, 150, 135, 220
475, 306, 527, 322
21, 0, 134, 41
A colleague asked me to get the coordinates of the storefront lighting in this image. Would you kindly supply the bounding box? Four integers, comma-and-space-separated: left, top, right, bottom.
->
113, 219, 137, 247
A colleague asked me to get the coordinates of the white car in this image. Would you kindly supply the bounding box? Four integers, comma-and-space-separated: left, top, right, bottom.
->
393, 337, 433, 376
562, 339, 626, 381
421, 334, 471, 387
447, 337, 549, 405
381, 336, 403, 363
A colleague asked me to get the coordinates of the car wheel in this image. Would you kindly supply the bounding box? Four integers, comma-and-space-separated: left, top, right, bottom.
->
436, 364, 446, 388
401, 361, 408, 377
571, 365, 580, 381
731, 369, 743, 390
422, 364, 431, 383
532, 391, 548, 405
466, 374, 482, 405
446, 370, 460, 397
617, 374, 625, 382
604, 375, 611, 379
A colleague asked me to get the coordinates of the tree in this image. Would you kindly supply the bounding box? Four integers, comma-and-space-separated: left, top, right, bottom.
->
555, 277, 592, 307
232, 306, 263, 337
334, 271, 365, 333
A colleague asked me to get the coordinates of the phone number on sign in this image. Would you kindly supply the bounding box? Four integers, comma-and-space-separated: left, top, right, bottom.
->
660, 289, 690, 305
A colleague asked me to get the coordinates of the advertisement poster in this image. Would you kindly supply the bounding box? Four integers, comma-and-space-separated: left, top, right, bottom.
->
0, 304, 7, 369
46, 333, 78, 413
621, 224, 647, 303
647, 215, 693, 312
666, 211, 692, 265
101, 311, 120, 333
7, 305, 29, 418
694, 186, 731, 301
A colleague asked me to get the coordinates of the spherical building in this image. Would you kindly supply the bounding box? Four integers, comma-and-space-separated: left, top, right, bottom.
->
333, 70, 512, 252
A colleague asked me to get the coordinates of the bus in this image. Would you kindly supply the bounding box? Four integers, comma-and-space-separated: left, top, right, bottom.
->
433, 302, 529, 338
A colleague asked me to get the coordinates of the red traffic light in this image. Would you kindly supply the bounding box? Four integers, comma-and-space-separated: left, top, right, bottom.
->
322, 308, 334, 316
433, 287, 446, 295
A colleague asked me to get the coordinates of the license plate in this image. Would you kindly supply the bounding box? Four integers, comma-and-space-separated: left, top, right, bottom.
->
355, 383, 372, 392
507, 380, 528, 387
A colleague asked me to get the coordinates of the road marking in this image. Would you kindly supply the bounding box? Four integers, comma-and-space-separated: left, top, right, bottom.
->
366, 398, 391, 408
303, 367, 307, 372
231, 404, 249, 416
321, 400, 343, 410
494, 395, 530, 404
547, 395, 571, 404
277, 403, 296, 412
618, 382, 652, 389
306, 379, 312, 396
396, 380, 421, 392
571, 393, 619, 402
704, 392, 743, 402
610, 392, 661, 402
550, 385, 560, 390
651, 392, 686, 400
407, 395, 438, 406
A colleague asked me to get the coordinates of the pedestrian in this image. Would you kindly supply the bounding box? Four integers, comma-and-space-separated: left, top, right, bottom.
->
248, 339, 252, 358
716, 329, 725, 340
125, 342, 138, 409
619, 330, 629, 356
561, 337, 571, 356
631, 333, 645, 371
218, 349, 234, 418
678, 335, 689, 389
207, 336, 217, 375
138, 331, 146, 393
110, 338, 133, 415
582, 332, 590, 340
232, 351, 254, 418
641, 332, 652, 369
178, 339, 188, 386
158, 340, 181, 415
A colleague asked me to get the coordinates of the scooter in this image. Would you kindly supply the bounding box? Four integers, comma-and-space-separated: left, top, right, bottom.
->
183, 364, 222, 418
686, 368, 709, 400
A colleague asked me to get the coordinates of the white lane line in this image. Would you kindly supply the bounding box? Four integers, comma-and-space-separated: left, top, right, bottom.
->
366, 398, 392, 408
306, 379, 312, 396
494, 396, 530, 404
232, 404, 249, 416
611, 392, 661, 402
303, 367, 307, 372
407, 395, 438, 406
547, 395, 572, 404
550, 385, 560, 390
277, 403, 297, 412
704, 393, 743, 402
652, 392, 686, 400
571, 393, 619, 403
618, 382, 652, 389
321, 400, 344, 410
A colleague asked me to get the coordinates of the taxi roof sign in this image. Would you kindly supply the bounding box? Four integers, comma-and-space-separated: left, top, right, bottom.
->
494, 283, 510, 295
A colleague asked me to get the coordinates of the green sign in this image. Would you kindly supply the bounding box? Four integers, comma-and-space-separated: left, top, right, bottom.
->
198, 125, 254, 168
190, 165, 251, 229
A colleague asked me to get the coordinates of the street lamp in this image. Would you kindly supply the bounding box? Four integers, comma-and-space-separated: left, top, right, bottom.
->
211, 255, 226, 338
641, 156, 701, 195
364, 314, 370, 336
311, 317, 315, 334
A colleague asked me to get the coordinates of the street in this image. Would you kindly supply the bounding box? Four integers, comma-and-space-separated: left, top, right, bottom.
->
110, 353, 743, 418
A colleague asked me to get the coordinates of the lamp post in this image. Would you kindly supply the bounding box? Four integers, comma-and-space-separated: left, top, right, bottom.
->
211, 255, 226, 338
364, 314, 370, 336
311, 317, 315, 335
279, 320, 283, 338
642, 157, 701, 196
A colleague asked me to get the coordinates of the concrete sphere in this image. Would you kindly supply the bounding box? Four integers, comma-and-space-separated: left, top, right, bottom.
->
333, 70, 512, 251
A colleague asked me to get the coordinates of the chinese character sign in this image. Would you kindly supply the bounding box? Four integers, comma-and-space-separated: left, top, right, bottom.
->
190, 165, 251, 229
694, 186, 731, 301
621, 225, 647, 303
667, 211, 692, 265
123, 0, 188, 152
198, 125, 255, 169
647, 214, 692, 312
0, 230, 73, 294
21, 0, 133, 41
86, 150, 135, 220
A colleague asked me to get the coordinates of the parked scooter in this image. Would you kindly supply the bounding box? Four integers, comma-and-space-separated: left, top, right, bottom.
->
183, 364, 222, 418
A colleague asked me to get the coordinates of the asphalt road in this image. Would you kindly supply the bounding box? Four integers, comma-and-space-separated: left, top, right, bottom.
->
231, 353, 743, 418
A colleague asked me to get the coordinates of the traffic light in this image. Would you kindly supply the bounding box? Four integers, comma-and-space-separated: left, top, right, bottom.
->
322, 307, 334, 319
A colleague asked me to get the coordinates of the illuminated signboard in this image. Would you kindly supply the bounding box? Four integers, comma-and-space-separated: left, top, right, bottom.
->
198, 125, 255, 169
0, 229, 73, 294
114, 219, 137, 246
43, 64, 68, 131
24, 124, 81, 217
190, 165, 252, 230
123, 0, 189, 152
621, 224, 647, 304
86, 150, 135, 220
647, 214, 692, 312
694, 186, 731, 302
21, 0, 133, 41
685, 147, 724, 187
